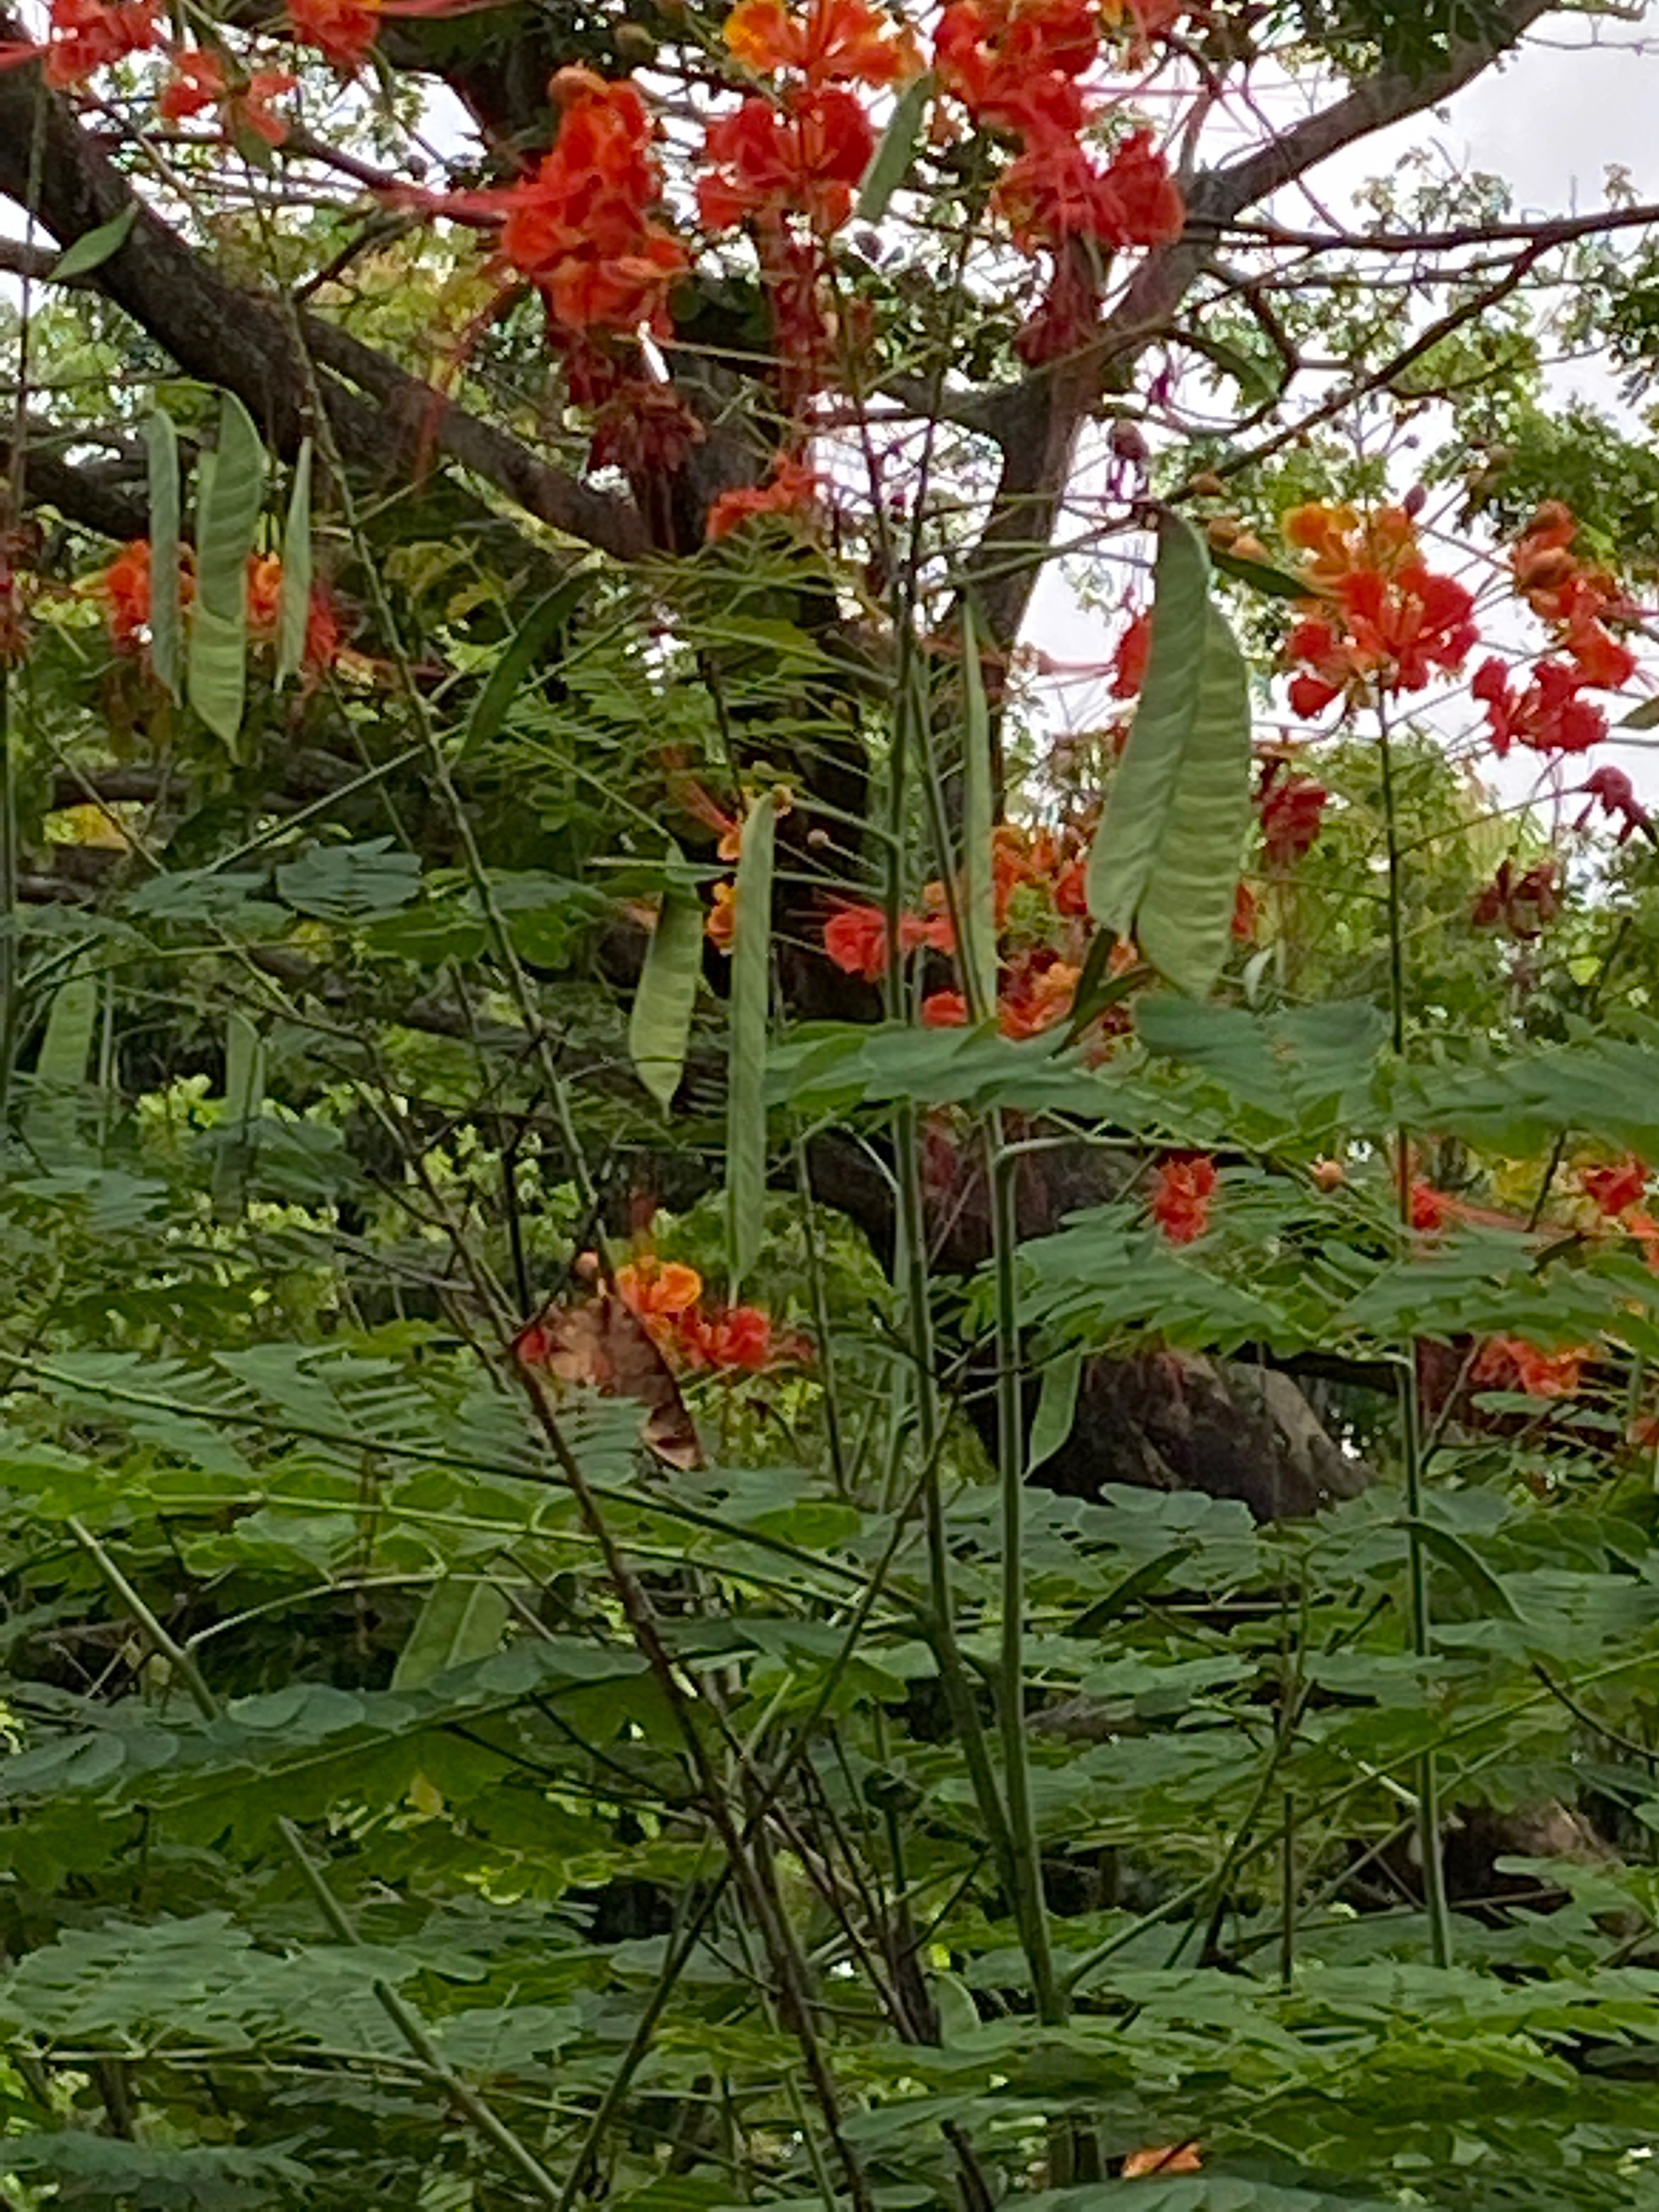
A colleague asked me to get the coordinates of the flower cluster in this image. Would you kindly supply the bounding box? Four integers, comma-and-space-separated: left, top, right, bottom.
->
159, 48, 295, 145
933, 0, 1184, 362
287, 0, 380, 68
1256, 755, 1328, 868
819, 821, 1097, 1038
706, 455, 822, 542
616, 1255, 810, 1374
38, 0, 160, 88
1149, 1152, 1216, 1244
478, 70, 689, 387
698, 1, 911, 405
1471, 1335, 1587, 1400
95, 539, 339, 679
1282, 502, 1478, 718
1471, 857, 1559, 940
1471, 504, 1637, 758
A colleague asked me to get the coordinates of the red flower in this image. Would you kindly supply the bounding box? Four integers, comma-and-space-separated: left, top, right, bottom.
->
699, 83, 874, 234
484, 72, 689, 345
98, 540, 153, 648
160, 50, 295, 143
1472, 656, 1605, 758
246, 554, 339, 675
1471, 858, 1559, 939
724, 0, 919, 84
1583, 1155, 1647, 1218
1257, 767, 1327, 867
1472, 1334, 1585, 1400
1150, 1152, 1216, 1245
43, 0, 159, 87
1410, 1181, 1455, 1232
1109, 608, 1151, 699
286, 0, 379, 68
823, 901, 889, 980
706, 455, 821, 539
1282, 503, 1476, 713
999, 955, 1080, 1037
1231, 879, 1256, 940
996, 126, 1183, 254
1577, 764, 1654, 845
921, 989, 969, 1027
934, 0, 1097, 140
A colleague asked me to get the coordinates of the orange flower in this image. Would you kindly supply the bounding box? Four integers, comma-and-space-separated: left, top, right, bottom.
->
98, 540, 153, 649
161, 50, 294, 144
699, 84, 874, 235
1282, 501, 1477, 717
707, 878, 738, 952
1472, 1335, 1587, 1400
999, 955, 1078, 1037
1150, 1154, 1215, 1245
823, 901, 889, 980
921, 989, 969, 1026
616, 1256, 704, 1318
725, 0, 919, 84
245, 554, 340, 675
1409, 1181, 1456, 1233
43, 0, 159, 87
706, 455, 821, 539
1583, 1154, 1648, 1218
287, 0, 380, 69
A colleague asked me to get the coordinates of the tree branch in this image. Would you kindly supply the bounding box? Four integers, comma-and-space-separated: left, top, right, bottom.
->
0, 35, 648, 562
967, 0, 1560, 643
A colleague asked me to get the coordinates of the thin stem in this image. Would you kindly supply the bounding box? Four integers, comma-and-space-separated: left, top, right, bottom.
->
1376, 708, 1454, 1970
65, 1519, 566, 2202
990, 1132, 1062, 2022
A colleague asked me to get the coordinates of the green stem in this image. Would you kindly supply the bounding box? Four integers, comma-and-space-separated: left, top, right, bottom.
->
66, 1517, 567, 2203
1376, 712, 1453, 1970
990, 1133, 1061, 2022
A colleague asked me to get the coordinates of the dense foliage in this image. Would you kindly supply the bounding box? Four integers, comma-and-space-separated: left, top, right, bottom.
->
9, 0, 1659, 2204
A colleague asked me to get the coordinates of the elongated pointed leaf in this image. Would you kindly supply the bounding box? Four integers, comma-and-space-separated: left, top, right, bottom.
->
212, 1010, 265, 1217
274, 440, 313, 689
960, 602, 997, 1016
629, 860, 703, 1110
143, 410, 183, 700
392, 1579, 511, 1691
454, 572, 594, 760
49, 205, 136, 281
25, 974, 98, 1163
857, 71, 930, 223
1086, 515, 1252, 998
1029, 1347, 1081, 1472
187, 394, 266, 755
727, 795, 776, 1289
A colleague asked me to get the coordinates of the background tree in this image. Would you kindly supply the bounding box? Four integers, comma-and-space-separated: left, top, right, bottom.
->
4, 0, 1659, 2204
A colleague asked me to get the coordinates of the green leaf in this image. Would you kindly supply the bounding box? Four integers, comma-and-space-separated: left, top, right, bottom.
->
1406, 1518, 1521, 1621
212, 1010, 264, 1219
1619, 695, 1659, 731
274, 438, 313, 689
25, 974, 98, 1163
1029, 1348, 1081, 1472
1086, 515, 1252, 997
276, 840, 421, 922
454, 572, 594, 760
391, 1578, 511, 1690
629, 859, 704, 1110
143, 410, 183, 700
727, 794, 776, 1289
1210, 544, 1318, 602
187, 394, 266, 755
857, 72, 930, 222
960, 601, 997, 1015
48, 205, 136, 281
